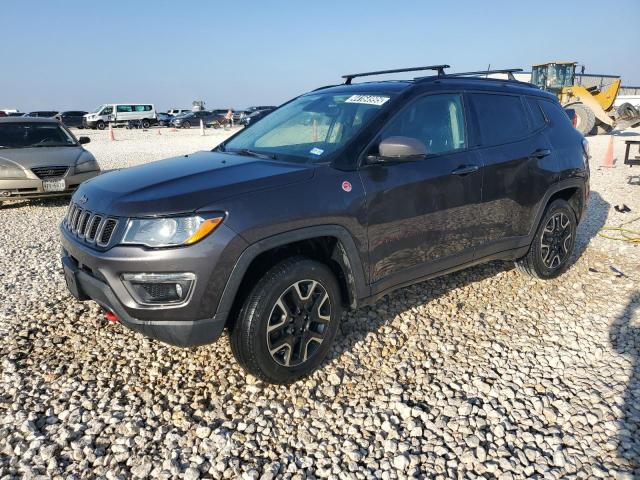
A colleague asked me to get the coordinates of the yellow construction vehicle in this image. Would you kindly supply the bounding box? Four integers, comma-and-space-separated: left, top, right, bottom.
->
531, 61, 640, 135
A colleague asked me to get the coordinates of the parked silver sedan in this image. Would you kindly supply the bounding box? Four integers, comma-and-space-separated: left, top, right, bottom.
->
0, 117, 100, 202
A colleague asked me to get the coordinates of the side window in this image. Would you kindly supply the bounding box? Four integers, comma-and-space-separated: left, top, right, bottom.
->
379, 93, 466, 156
538, 100, 576, 135
525, 97, 546, 131
145, 105, 152, 111
471, 93, 529, 146
117, 105, 133, 113
101, 106, 113, 115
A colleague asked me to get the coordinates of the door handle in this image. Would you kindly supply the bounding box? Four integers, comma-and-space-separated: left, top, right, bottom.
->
451, 164, 479, 175
530, 148, 551, 159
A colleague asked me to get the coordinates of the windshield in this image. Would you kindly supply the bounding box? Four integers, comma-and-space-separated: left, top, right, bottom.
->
92, 104, 105, 114
0, 123, 77, 148
221, 92, 393, 163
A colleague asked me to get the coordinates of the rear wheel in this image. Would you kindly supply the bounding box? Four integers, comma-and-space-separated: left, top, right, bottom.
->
141, 119, 150, 129
230, 257, 342, 384
515, 199, 577, 279
568, 103, 595, 136
182, 121, 191, 129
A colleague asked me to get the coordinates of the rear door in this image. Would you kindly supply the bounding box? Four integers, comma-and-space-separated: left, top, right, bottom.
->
360, 92, 484, 289
469, 92, 555, 256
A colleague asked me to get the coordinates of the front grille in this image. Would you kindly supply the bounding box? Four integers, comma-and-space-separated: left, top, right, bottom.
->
63, 202, 119, 248
99, 219, 117, 246
32, 166, 68, 179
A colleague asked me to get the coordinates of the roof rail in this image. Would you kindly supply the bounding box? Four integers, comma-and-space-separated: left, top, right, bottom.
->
444, 68, 524, 81
342, 65, 450, 85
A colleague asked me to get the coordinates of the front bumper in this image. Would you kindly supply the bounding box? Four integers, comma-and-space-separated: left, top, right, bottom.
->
0, 171, 99, 200
60, 223, 246, 347
62, 255, 225, 346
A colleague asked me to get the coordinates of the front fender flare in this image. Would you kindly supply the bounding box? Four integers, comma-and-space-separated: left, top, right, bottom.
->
215, 225, 369, 319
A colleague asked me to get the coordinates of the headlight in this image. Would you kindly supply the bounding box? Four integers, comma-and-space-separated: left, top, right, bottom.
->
0, 164, 26, 179
75, 158, 100, 173
122, 215, 223, 247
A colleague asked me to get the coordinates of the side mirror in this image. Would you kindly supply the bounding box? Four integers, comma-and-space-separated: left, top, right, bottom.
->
78, 136, 91, 145
368, 136, 427, 163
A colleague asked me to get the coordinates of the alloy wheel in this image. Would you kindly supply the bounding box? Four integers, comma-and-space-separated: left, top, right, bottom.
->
266, 279, 331, 367
540, 212, 572, 269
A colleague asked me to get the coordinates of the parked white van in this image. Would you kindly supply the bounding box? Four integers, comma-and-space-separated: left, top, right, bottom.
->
83, 104, 157, 130
167, 108, 190, 116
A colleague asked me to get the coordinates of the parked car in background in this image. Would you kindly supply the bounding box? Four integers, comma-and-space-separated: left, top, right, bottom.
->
83, 104, 157, 130
6, 112, 24, 117
0, 111, 6, 118
170, 110, 220, 129
245, 105, 277, 113
232, 110, 247, 123
241, 108, 275, 126
56, 111, 88, 129
0, 117, 100, 202
167, 108, 191, 116
60, 66, 589, 383
26, 111, 59, 118
156, 112, 173, 127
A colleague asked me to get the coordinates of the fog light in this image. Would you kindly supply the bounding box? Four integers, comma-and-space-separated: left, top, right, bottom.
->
121, 272, 196, 305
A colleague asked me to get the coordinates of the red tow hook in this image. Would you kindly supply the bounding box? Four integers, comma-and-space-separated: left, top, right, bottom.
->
104, 311, 120, 323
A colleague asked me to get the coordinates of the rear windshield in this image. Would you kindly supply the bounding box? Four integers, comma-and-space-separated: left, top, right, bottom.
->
0, 123, 76, 148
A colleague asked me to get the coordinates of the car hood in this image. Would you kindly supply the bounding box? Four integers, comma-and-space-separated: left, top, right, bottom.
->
73, 150, 314, 217
0, 146, 85, 169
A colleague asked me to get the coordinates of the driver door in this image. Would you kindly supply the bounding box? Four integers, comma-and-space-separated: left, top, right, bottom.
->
360, 93, 484, 289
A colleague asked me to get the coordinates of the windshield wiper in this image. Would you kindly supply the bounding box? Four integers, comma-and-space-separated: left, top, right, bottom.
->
233, 148, 277, 160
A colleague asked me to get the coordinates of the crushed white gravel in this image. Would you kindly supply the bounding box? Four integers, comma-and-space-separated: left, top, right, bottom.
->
1, 126, 639, 479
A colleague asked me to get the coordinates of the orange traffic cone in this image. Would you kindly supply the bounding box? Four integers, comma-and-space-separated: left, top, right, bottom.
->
108, 123, 115, 141
602, 134, 614, 168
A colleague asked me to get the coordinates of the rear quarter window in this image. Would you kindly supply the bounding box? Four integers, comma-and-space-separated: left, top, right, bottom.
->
525, 97, 546, 131
470, 93, 529, 146
538, 100, 576, 135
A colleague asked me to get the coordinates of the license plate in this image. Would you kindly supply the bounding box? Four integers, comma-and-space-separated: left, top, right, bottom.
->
43, 178, 66, 192
62, 257, 87, 300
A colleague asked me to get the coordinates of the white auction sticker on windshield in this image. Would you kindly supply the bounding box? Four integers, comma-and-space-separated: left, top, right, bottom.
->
309, 147, 324, 156
345, 95, 390, 106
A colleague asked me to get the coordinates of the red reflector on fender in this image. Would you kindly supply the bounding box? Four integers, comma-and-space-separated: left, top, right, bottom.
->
105, 311, 119, 323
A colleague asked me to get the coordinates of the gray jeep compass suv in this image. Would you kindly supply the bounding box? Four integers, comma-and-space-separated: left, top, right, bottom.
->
60, 66, 590, 383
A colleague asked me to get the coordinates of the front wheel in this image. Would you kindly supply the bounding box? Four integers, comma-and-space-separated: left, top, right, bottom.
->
96, 121, 106, 130
515, 199, 577, 279
230, 257, 342, 384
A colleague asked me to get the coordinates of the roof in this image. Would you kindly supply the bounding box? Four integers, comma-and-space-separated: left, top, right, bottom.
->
532, 61, 577, 66
0, 117, 60, 124
311, 76, 550, 99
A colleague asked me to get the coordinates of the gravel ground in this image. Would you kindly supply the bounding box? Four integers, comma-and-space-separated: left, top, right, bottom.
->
1, 127, 639, 479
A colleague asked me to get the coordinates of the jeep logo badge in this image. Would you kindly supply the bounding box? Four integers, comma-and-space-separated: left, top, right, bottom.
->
79, 195, 88, 204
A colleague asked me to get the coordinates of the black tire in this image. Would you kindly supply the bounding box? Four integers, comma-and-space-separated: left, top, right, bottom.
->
230, 256, 342, 384
141, 119, 150, 129
182, 121, 191, 129
568, 103, 595, 136
515, 199, 577, 279
96, 121, 106, 131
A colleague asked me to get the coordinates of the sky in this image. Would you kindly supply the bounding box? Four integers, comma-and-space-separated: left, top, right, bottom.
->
1, 0, 639, 113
